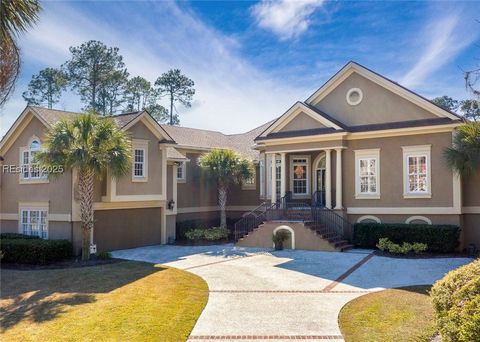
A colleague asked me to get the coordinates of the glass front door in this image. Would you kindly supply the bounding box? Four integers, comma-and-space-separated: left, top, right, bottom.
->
317, 169, 326, 192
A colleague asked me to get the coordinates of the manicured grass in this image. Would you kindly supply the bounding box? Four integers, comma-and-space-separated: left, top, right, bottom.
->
339, 285, 436, 342
1, 261, 208, 342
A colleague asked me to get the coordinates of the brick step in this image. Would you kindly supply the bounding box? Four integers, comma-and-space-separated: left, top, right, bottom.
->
339, 244, 354, 252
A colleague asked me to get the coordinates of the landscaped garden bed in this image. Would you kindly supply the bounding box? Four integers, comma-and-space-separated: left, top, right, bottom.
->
181, 226, 230, 245
0, 261, 208, 341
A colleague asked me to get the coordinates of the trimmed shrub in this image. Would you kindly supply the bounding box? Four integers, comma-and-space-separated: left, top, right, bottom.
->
0, 233, 40, 240
185, 227, 229, 241
431, 259, 480, 342
96, 251, 112, 260
176, 218, 235, 240
1, 238, 73, 264
353, 223, 460, 253
376, 238, 427, 255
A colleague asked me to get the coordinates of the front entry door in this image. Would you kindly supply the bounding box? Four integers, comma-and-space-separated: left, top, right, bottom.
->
315, 169, 326, 206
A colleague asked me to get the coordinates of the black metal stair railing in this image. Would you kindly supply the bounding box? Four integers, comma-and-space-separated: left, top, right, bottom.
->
310, 206, 351, 240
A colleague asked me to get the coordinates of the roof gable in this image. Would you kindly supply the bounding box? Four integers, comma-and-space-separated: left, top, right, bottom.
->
257, 102, 344, 139
306, 61, 461, 121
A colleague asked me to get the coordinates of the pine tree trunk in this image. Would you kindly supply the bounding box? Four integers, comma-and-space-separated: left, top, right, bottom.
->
79, 168, 95, 260
218, 184, 227, 228
170, 93, 174, 125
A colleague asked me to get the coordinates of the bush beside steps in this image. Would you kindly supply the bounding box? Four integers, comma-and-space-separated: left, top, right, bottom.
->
1, 233, 72, 265
376, 238, 427, 255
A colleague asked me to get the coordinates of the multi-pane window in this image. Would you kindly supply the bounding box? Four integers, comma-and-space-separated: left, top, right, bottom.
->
407, 155, 427, 193
133, 149, 145, 177
359, 158, 377, 193
177, 162, 185, 180
402, 145, 431, 198
275, 159, 281, 197
354, 149, 380, 198
291, 157, 308, 195
21, 209, 48, 239
21, 140, 45, 180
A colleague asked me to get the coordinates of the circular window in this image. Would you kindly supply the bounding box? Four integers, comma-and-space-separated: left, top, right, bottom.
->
346, 88, 363, 106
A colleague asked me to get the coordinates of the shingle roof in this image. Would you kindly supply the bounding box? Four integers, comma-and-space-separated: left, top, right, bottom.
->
161, 121, 273, 160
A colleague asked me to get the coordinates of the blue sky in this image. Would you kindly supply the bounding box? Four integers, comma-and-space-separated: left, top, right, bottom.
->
1, 0, 479, 137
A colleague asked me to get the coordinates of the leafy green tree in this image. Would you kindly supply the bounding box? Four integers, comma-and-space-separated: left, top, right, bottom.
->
36, 113, 131, 260
145, 103, 176, 124
155, 69, 195, 125
444, 122, 480, 177
431, 96, 459, 112
97, 69, 128, 116
459, 99, 480, 122
125, 76, 154, 111
198, 149, 254, 227
0, 0, 41, 107
63, 40, 127, 113
22, 68, 67, 108
464, 65, 479, 97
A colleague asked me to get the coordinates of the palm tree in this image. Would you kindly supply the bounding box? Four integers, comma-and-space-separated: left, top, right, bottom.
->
444, 122, 480, 176
37, 113, 131, 260
198, 149, 254, 228
0, 0, 41, 106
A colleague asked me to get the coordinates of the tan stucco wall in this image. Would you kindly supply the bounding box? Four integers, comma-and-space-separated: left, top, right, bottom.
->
166, 215, 176, 241
313, 72, 438, 126
348, 214, 461, 226
93, 207, 162, 252
343, 132, 454, 207
116, 121, 163, 196
263, 140, 346, 153
462, 214, 480, 248
0, 115, 72, 215
279, 112, 327, 132
167, 164, 173, 201
463, 171, 480, 206
236, 221, 336, 251
177, 152, 217, 208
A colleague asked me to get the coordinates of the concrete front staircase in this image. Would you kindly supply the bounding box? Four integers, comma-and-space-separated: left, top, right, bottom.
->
236, 220, 353, 252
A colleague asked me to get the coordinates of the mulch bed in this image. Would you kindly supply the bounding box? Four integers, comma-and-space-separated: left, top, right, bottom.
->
1, 257, 123, 270
373, 250, 472, 259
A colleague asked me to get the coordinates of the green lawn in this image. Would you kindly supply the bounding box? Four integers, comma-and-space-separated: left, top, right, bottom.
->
339, 285, 436, 342
0, 261, 208, 342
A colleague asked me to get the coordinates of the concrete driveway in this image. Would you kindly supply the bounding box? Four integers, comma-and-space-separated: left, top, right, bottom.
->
112, 244, 471, 341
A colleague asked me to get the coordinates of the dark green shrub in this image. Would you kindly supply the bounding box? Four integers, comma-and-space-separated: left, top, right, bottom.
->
431, 259, 480, 342
1, 238, 73, 264
0, 233, 40, 240
96, 251, 112, 260
353, 223, 460, 253
376, 238, 427, 254
272, 230, 290, 250
176, 218, 235, 240
185, 227, 229, 241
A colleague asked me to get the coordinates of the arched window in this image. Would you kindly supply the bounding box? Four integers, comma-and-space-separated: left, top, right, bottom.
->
405, 216, 432, 225
357, 215, 381, 224
21, 137, 45, 180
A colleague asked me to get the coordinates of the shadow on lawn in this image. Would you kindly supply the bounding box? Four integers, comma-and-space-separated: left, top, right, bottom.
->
0, 261, 164, 331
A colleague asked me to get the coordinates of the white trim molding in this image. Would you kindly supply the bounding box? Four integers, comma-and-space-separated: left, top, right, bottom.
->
354, 148, 380, 199
405, 216, 432, 225
290, 154, 311, 197
347, 206, 461, 215
402, 145, 431, 199
356, 215, 381, 223
346, 88, 363, 106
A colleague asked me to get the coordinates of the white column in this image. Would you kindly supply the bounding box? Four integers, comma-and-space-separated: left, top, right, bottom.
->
325, 149, 332, 209
280, 152, 286, 198
335, 148, 343, 209
271, 153, 277, 204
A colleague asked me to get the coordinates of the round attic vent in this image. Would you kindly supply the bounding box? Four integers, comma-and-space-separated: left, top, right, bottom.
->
346, 88, 363, 106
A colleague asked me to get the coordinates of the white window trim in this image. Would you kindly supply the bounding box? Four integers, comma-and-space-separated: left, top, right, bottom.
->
19, 136, 49, 184
346, 88, 363, 106
132, 139, 148, 182
356, 215, 381, 223
18, 202, 49, 239
402, 145, 431, 198
354, 149, 380, 199
405, 215, 432, 225
176, 161, 186, 183
290, 155, 310, 197
259, 158, 265, 197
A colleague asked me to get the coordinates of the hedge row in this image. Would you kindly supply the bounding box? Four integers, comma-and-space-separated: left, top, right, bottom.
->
353, 223, 460, 253
431, 259, 480, 341
1, 238, 73, 264
176, 218, 236, 240
0, 233, 40, 240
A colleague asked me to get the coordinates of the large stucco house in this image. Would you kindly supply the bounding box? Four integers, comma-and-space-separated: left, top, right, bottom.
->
1, 62, 479, 253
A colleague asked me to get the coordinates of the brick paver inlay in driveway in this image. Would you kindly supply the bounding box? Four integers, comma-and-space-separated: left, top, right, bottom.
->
112, 244, 472, 342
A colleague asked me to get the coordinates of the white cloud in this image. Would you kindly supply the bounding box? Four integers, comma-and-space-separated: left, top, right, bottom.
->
0, 1, 310, 137
251, 0, 325, 40
401, 13, 478, 88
